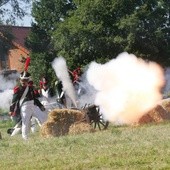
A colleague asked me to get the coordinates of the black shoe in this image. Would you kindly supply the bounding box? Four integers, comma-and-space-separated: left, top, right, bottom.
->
7, 128, 14, 135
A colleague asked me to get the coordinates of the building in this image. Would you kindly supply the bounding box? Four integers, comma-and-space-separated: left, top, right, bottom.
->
0, 25, 31, 73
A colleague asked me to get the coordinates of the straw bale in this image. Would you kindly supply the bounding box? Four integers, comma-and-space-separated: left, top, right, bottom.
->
40, 108, 87, 137
69, 122, 95, 135
48, 108, 85, 122
40, 121, 60, 138
160, 98, 170, 114
137, 113, 154, 124
138, 103, 170, 124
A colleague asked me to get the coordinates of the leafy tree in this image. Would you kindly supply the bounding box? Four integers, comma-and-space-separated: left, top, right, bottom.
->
28, 0, 170, 86
53, 0, 118, 68
26, 0, 76, 86
52, 0, 170, 68
29, 53, 54, 86
25, 23, 51, 53
32, 0, 76, 32
116, 0, 170, 66
25, 24, 57, 86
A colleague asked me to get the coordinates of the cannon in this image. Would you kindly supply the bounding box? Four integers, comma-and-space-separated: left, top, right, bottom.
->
56, 92, 109, 130
41, 81, 109, 137
40, 104, 109, 137
77, 104, 109, 130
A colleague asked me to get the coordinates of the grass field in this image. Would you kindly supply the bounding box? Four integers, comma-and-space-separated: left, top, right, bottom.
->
0, 119, 170, 170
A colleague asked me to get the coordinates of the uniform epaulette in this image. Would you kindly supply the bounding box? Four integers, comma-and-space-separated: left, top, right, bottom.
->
13, 86, 20, 93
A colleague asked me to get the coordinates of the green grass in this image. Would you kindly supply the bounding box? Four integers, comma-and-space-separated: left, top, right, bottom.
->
0, 120, 170, 170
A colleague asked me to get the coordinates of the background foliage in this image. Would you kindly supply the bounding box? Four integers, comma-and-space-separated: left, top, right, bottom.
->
1, 0, 170, 85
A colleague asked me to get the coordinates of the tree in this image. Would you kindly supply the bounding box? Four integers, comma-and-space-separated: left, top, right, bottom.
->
28, 0, 170, 86
25, 23, 56, 86
25, 23, 51, 53
32, 0, 76, 32
52, 0, 170, 68
53, 0, 119, 67
26, 0, 76, 86
116, 0, 170, 66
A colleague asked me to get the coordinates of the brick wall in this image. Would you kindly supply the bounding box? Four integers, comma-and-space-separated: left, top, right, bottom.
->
8, 46, 29, 73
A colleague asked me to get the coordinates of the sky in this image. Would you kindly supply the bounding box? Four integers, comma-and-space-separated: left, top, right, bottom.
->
2, 1, 33, 27
16, 14, 33, 27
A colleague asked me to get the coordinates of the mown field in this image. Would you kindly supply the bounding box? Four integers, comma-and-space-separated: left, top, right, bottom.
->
0, 119, 170, 170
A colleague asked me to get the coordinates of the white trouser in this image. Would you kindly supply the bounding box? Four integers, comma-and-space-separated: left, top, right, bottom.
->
11, 116, 44, 137
20, 100, 47, 140
30, 116, 41, 133
41, 100, 52, 113
41, 100, 59, 112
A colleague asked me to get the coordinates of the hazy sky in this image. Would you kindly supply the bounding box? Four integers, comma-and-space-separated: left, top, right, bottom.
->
2, 1, 33, 27
17, 14, 33, 27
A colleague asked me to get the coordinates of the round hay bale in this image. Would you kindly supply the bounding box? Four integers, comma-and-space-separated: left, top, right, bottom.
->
69, 122, 95, 135
40, 108, 86, 137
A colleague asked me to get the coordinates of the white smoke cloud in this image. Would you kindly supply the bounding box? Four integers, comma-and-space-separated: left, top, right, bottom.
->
0, 89, 13, 110
0, 73, 18, 110
86, 52, 165, 124
0, 73, 18, 91
76, 73, 97, 108
52, 56, 77, 107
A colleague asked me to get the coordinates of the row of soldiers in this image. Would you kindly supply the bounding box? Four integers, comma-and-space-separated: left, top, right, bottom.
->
8, 71, 64, 140
7, 66, 82, 140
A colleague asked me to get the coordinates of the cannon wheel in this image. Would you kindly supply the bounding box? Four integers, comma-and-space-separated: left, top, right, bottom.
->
85, 105, 109, 130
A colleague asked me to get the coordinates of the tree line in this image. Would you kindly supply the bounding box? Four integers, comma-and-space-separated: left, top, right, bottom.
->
1, 0, 170, 87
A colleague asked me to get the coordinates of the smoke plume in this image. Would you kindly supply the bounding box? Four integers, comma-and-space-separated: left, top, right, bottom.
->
0, 73, 18, 110
52, 57, 77, 107
76, 73, 97, 108
86, 52, 165, 124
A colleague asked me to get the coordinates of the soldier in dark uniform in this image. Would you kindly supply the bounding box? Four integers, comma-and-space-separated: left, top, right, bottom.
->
55, 79, 66, 108
9, 71, 46, 140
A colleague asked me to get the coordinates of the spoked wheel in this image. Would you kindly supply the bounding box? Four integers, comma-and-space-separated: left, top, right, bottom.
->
86, 105, 109, 130
90, 115, 109, 130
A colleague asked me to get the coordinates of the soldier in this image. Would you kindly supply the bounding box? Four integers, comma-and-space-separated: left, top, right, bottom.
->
9, 71, 47, 140
39, 76, 57, 112
55, 79, 66, 108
